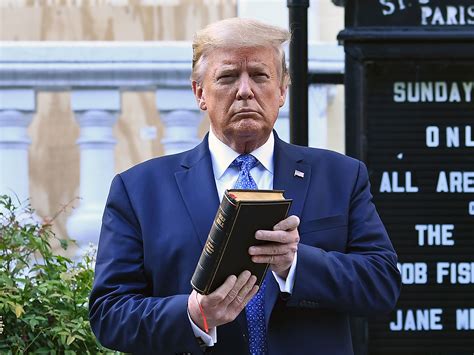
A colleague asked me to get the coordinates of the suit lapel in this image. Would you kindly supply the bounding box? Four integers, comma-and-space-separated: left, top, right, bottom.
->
265, 134, 312, 327
175, 136, 220, 247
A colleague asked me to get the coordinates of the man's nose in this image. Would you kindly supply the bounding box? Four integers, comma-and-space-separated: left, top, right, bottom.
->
236, 74, 254, 100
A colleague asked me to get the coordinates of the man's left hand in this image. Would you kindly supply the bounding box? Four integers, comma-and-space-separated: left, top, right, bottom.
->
248, 215, 300, 279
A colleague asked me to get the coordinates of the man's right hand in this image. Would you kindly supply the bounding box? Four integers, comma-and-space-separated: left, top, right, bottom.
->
188, 270, 259, 330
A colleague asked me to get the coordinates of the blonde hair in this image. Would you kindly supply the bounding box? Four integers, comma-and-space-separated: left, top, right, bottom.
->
191, 17, 290, 85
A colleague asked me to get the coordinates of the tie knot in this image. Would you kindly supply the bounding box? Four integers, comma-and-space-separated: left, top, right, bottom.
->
232, 154, 259, 172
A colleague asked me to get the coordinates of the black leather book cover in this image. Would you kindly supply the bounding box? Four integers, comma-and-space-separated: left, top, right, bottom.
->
191, 190, 292, 295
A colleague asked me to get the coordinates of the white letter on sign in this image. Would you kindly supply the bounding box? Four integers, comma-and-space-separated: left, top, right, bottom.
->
426, 126, 439, 147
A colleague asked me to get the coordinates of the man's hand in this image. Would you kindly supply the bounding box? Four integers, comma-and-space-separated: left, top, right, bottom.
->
188, 271, 259, 331
248, 215, 300, 279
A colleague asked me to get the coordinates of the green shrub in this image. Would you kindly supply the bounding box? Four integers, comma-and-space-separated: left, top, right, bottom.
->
0, 195, 117, 354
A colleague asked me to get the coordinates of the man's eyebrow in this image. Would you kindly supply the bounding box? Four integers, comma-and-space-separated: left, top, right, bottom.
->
214, 63, 238, 71
213, 66, 238, 77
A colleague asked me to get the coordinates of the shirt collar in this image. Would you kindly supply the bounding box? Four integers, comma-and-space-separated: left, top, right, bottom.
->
208, 127, 274, 180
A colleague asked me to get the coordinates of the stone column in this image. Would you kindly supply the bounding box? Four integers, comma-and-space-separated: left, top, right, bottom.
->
156, 87, 202, 155
0, 89, 36, 204
67, 89, 119, 255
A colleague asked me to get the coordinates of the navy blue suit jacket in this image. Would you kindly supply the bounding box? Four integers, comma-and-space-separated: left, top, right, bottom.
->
89, 134, 401, 354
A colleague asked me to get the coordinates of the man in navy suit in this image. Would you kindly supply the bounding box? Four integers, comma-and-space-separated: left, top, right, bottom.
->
89, 18, 401, 354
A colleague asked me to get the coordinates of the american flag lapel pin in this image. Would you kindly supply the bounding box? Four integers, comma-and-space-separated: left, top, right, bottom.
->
294, 170, 305, 178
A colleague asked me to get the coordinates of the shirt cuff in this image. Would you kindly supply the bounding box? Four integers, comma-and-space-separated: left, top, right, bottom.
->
187, 309, 217, 346
272, 252, 297, 294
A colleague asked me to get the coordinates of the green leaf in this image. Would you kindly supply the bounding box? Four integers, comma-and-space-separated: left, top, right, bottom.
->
29, 319, 38, 329
59, 239, 69, 250
60, 272, 73, 281
66, 335, 76, 345
6, 301, 24, 318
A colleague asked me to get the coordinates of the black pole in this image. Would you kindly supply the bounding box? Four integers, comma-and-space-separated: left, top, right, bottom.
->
287, 0, 309, 146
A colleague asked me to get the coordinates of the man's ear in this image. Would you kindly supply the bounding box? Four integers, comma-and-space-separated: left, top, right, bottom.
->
192, 81, 207, 111
279, 83, 288, 108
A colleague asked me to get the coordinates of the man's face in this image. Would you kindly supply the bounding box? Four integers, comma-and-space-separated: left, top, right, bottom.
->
193, 46, 287, 153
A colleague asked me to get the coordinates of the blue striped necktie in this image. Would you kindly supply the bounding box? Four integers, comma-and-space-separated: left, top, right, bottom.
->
231, 154, 268, 355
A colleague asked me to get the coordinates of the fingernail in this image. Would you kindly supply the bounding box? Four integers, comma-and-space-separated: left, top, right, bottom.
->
249, 247, 256, 254
255, 231, 262, 239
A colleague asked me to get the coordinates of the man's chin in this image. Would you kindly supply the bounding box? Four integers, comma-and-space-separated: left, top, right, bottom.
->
233, 125, 266, 138
233, 118, 266, 132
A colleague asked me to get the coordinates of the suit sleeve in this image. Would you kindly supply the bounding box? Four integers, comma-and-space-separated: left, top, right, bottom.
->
89, 174, 203, 353
287, 161, 401, 315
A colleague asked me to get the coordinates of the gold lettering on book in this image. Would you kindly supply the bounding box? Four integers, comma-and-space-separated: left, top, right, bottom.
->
205, 239, 215, 254
216, 212, 226, 229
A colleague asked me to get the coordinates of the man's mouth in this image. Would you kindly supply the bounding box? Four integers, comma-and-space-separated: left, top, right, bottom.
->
232, 108, 260, 117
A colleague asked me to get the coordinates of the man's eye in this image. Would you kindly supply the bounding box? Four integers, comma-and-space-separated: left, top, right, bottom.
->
253, 73, 269, 81
217, 75, 235, 82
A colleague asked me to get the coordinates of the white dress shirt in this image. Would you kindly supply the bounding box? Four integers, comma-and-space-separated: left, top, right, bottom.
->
189, 128, 298, 346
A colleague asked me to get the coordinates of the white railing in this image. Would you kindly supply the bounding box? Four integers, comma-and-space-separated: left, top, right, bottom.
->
0, 41, 344, 254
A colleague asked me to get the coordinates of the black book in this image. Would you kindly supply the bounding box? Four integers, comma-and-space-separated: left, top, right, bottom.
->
191, 189, 292, 295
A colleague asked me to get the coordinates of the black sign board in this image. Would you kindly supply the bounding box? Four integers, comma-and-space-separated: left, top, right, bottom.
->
366, 61, 474, 354
347, 0, 474, 27
339, 1, 474, 354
